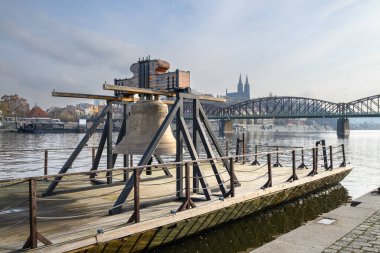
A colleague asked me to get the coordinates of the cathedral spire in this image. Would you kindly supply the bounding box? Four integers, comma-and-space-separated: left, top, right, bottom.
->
238, 74, 243, 94
244, 75, 250, 99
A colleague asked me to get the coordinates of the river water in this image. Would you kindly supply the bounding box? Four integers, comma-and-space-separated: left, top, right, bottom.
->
0, 129, 378, 199
0, 129, 379, 252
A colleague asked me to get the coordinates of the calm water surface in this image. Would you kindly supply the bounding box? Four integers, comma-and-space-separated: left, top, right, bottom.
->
0, 129, 378, 252
0, 129, 378, 198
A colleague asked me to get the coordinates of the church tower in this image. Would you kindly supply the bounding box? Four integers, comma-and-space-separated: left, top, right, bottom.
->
237, 74, 243, 95
244, 75, 250, 99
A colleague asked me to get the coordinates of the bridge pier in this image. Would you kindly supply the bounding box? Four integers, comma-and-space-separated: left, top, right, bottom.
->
219, 119, 233, 134
337, 118, 350, 138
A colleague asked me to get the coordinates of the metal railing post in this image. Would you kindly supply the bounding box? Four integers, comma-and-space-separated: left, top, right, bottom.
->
308, 147, 318, 176
329, 145, 333, 170
287, 150, 299, 182
340, 144, 346, 167
44, 150, 48, 179
178, 162, 196, 211
242, 133, 246, 164
185, 162, 190, 201
29, 179, 37, 248
298, 148, 307, 169
251, 145, 260, 165
273, 146, 282, 167
262, 154, 272, 188
23, 179, 52, 249
235, 137, 240, 162
226, 140, 229, 156
230, 157, 235, 197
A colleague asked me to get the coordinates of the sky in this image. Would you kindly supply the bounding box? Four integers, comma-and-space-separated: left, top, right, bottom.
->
0, 0, 380, 109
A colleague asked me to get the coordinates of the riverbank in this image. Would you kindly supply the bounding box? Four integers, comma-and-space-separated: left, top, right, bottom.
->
251, 188, 380, 253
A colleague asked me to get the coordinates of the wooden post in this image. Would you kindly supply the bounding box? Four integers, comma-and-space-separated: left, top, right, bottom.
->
242, 133, 246, 164
134, 169, 140, 222
225, 140, 229, 156
29, 179, 37, 248
44, 150, 48, 179
329, 145, 333, 170
230, 157, 235, 197
262, 154, 272, 188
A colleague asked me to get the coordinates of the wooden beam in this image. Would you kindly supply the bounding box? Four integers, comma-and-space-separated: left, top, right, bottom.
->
52, 91, 174, 105
198, 95, 226, 103
103, 84, 226, 102
52, 91, 135, 102
104, 84, 176, 96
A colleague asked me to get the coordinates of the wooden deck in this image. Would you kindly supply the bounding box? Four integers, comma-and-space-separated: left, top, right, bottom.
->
0, 163, 352, 253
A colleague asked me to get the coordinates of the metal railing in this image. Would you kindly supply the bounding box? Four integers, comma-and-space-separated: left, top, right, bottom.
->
0, 142, 347, 250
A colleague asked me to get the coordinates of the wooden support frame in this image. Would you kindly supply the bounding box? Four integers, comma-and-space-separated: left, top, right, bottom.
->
198, 104, 239, 186
43, 104, 111, 196
109, 93, 233, 214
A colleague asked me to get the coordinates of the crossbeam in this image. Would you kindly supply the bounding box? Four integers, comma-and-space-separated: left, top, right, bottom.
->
52, 91, 135, 102
103, 84, 226, 102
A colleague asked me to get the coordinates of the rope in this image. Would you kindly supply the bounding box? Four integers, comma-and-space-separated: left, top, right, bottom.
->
0, 218, 29, 233
0, 200, 28, 213
237, 172, 268, 182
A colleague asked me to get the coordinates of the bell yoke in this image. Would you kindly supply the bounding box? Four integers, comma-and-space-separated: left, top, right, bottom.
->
43, 57, 238, 215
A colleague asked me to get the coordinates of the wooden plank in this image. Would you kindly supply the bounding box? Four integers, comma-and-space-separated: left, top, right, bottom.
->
17, 166, 352, 253
52, 91, 135, 102
103, 84, 226, 102
104, 84, 176, 96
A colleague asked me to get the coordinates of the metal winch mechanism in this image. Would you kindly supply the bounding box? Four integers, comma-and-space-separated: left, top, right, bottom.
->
43, 57, 239, 216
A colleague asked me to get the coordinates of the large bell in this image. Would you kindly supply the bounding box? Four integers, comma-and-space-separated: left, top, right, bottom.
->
114, 100, 177, 155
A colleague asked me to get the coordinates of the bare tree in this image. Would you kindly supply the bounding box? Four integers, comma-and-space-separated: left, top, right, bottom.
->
1, 94, 30, 118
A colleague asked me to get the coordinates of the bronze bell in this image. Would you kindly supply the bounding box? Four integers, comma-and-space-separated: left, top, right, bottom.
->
114, 100, 177, 155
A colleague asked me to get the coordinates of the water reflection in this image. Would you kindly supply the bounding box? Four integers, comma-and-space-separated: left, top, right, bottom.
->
151, 184, 350, 253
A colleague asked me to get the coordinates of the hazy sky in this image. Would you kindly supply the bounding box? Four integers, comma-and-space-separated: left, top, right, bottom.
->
1, 0, 380, 109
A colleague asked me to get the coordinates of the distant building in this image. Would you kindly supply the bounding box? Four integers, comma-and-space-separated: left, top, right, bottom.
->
28, 106, 48, 118
226, 74, 251, 103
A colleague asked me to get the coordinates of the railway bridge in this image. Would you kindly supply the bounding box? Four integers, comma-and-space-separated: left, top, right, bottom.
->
184, 94, 380, 137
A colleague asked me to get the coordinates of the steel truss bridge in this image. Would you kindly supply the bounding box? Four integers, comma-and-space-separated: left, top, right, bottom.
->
184, 95, 380, 119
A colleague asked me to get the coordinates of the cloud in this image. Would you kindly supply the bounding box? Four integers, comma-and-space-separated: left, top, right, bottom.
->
0, 0, 380, 109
